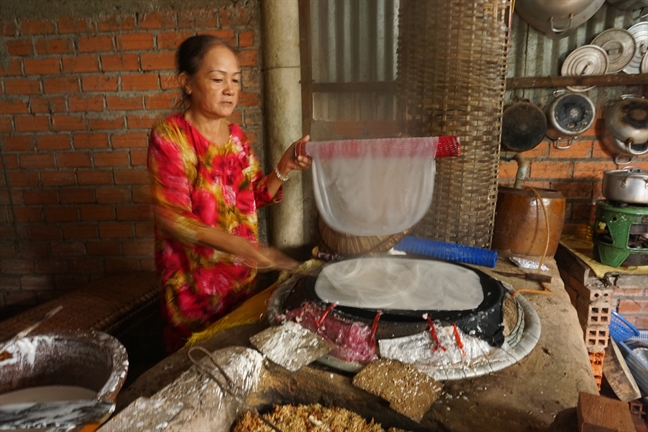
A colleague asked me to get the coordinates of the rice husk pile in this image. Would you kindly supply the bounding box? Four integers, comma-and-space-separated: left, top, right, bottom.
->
231, 403, 410, 432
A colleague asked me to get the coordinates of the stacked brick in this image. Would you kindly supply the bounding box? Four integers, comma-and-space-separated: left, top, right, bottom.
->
0, 5, 263, 310
555, 245, 612, 390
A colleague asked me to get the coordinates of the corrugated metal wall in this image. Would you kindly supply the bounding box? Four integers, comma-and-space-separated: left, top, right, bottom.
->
310, 0, 399, 122
507, 3, 646, 107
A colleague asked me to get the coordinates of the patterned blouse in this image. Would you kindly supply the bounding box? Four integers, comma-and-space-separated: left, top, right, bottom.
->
148, 113, 282, 335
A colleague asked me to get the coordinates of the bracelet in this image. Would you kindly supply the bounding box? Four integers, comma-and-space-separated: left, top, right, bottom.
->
274, 166, 289, 182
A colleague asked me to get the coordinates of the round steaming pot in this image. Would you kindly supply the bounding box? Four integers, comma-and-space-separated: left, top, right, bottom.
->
515, 0, 605, 39
601, 96, 648, 163
602, 167, 648, 204
545, 92, 596, 148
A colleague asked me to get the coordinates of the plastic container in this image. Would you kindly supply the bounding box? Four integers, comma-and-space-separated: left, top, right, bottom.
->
393, 236, 498, 268
610, 310, 640, 343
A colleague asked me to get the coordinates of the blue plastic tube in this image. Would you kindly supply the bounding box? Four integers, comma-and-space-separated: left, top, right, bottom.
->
393, 236, 498, 268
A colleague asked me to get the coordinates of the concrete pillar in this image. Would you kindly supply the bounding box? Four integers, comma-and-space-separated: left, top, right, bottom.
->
261, 0, 305, 252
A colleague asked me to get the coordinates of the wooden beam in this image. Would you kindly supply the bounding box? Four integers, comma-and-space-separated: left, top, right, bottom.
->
506, 73, 648, 89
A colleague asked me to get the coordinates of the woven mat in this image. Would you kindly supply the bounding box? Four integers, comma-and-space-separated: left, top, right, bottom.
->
0, 272, 158, 341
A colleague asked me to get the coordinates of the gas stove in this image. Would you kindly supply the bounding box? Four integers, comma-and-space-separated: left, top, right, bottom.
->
593, 200, 648, 267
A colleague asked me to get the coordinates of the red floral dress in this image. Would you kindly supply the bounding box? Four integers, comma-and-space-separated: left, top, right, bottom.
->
148, 113, 282, 351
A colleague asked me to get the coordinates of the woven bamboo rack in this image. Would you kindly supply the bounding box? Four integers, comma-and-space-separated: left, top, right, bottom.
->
397, 0, 512, 248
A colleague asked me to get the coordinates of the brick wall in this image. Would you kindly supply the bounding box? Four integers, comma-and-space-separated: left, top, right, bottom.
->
0, 4, 263, 311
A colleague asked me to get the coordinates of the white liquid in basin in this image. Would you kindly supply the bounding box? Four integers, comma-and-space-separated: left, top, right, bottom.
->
0, 385, 97, 405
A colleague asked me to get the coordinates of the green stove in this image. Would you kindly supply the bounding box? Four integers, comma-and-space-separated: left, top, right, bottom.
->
593, 200, 648, 267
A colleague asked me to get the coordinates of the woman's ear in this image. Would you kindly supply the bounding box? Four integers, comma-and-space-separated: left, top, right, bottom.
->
178, 72, 192, 95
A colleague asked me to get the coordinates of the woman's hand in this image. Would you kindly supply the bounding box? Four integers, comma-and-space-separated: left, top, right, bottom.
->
275, 135, 312, 178
242, 245, 299, 272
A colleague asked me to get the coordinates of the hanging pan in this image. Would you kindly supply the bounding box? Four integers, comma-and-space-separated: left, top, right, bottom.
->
545, 92, 596, 149
501, 102, 547, 152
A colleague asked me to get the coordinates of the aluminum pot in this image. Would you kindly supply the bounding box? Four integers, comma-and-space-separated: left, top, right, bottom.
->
605, 95, 648, 145
602, 167, 648, 204
545, 92, 596, 148
516, 0, 605, 39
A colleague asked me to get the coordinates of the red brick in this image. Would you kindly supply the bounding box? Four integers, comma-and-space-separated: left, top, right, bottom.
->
196, 29, 235, 45
131, 185, 150, 202
0, 117, 13, 133
45, 207, 80, 222
88, 115, 125, 130
7, 171, 39, 187
14, 116, 50, 132
78, 35, 114, 53
121, 74, 158, 91
618, 299, 641, 314
114, 169, 150, 185
36, 134, 71, 150
85, 240, 121, 256
0, 59, 22, 79
106, 95, 142, 111
20, 153, 54, 169
24, 58, 60, 75
81, 205, 114, 221
77, 170, 113, 186
157, 30, 194, 50
237, 50, 258, 67
67, 259, 103, 273
551, 181, 593, 199
34, 259, 68, 274
238, 30, 254, 47
82, 75, 118, 92
94, 151, 129, 167
101, 54, 139, 72
117, 33, 154, 51
58, 17, 89, 34
0, 241, 16, 258
106, 258, 141, 272
41, 171, 76, 186
35, 37, 75, 55
95, 15, 136, 32
5, 39, 34, 56
573, 161, 616, 179
73, 132, 109, 149
13, 207, 43, 222
69, 96, 103, 112
220, 7, 251, 27
145, 92, 180, 110
59, 188, 94, 203
16, 241, 50, 257
42, 76, 79, 94
21, 275, 54, 290
50, 241, 85, 257
178, 10, 217, 29
21, 19, 56, 35
159, 73, 180, 90
5, 79, 41, 95
3, 21, 17, 37
23, 189, 58, 204
227, 109, 242, 125
62, 55, 100, 73
0, 259, 33, 275
241, 69, 259, 88
138, 11, 176, 30
3, 135, 34, 151
99, 222, 133, 238
122, 240, 154, 256
238, 91, 260, 107
62, 224, 97, 239
30, 96, 66, 113
127, 114, 158, 129
141, 52, 176, 71
130, 149, 147, 166
548, 140, 593, 159
529, 161, 572, 179
117, 205, 152, 221
111, 132, 148, 148
52, 115, 86, 131
135, 222, 154, 238
96, 187, 130, 203
57, 152, 91, 168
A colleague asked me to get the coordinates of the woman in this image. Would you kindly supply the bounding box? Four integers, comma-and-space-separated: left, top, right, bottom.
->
148, 35, 311, 352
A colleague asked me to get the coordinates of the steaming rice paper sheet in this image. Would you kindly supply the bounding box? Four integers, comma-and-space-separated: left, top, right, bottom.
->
314, 258, 483, 311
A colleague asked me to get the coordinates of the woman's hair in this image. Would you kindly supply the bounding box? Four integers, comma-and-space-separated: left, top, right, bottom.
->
176, 35, 239, 106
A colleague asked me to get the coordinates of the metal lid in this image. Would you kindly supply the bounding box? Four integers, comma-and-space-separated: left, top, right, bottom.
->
552, 93, 595, 134
592, 28, 636, 73
642, 51, 648, 73
561, 45, 609, 92
624, 22, 648, 74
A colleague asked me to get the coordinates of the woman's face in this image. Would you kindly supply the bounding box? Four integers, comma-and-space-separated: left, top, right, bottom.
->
183, 44, 240, 119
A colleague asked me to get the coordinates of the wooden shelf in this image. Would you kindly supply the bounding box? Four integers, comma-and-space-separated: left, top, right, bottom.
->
506, 73, 648, 89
